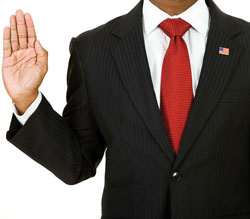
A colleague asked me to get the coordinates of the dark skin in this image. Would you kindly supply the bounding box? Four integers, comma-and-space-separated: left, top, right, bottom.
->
150, 0, 198, 15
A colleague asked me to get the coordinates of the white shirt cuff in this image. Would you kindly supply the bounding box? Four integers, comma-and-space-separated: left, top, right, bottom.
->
12, 91, 42, 126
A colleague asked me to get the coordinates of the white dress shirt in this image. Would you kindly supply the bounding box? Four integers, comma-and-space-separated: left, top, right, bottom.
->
13, 0, 210, 125
143, 0, 210, 107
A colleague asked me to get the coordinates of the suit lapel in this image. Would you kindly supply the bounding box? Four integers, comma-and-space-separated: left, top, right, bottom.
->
111, 0, 175, 163
110, 0, 243, 166
172, 0, 243, 169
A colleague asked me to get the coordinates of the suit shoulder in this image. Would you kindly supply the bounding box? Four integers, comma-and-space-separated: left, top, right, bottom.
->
229, 14, 250, 35
73, 14, 122, 47
68, 14, 125, 66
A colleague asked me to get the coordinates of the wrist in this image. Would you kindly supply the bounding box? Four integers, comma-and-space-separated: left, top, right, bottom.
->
13, 91, 39, 115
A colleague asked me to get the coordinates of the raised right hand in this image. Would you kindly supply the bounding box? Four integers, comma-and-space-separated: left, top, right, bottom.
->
2, 10, 48, 114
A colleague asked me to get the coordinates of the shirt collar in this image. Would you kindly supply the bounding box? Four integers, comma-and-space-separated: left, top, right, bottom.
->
142, 0, 210, 37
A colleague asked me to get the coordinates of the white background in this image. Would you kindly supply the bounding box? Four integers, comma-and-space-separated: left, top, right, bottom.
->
0, 0, 249, 219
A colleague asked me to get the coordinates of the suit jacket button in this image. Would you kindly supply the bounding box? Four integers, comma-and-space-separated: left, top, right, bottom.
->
172, 171, 181, 181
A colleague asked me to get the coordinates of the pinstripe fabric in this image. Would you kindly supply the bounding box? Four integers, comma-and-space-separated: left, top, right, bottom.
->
5, 0, 250, 218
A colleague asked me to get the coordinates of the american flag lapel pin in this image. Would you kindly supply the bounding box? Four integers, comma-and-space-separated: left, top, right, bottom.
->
219, 47, 230, 56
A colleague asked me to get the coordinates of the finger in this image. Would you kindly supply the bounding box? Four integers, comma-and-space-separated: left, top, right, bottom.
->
10, 15, 19, 52
24, 13, 36, 48
35, 40, 48, 72
16, 9, 28, 49
3, 27, 12, 58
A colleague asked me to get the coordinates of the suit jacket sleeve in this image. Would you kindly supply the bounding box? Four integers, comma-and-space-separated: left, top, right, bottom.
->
6, 37, 107, 185
12, 90, 42, 125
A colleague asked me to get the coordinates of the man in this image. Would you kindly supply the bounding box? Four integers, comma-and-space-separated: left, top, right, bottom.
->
2, 0, 250, 218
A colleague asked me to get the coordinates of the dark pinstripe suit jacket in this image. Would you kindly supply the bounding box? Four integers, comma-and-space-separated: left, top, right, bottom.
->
6, 0, 250, 218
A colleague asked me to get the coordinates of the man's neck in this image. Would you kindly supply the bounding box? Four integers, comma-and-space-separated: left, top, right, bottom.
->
149, 0, 198, 16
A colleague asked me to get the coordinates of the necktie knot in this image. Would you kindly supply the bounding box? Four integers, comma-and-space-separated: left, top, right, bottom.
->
158, 18, 191, 37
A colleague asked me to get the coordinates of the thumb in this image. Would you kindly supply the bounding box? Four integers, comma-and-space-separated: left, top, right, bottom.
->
35, 40, 44, 56
35, 40, 48, 71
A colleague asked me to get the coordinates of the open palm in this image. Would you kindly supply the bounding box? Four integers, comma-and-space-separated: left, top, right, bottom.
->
2, 10, 48, 102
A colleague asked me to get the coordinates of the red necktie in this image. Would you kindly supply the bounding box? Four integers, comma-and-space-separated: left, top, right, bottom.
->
158, 18, 193, 154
